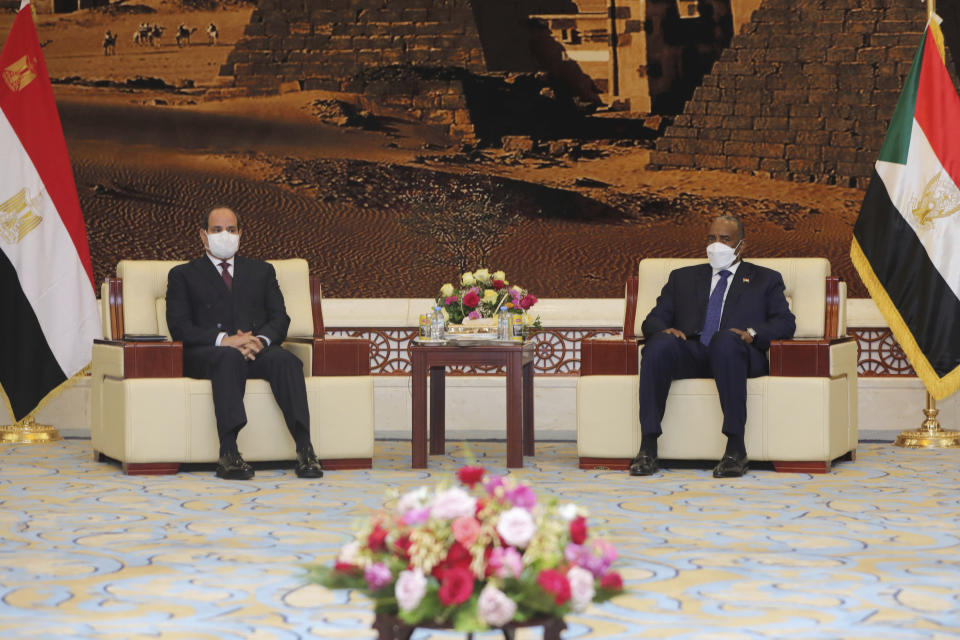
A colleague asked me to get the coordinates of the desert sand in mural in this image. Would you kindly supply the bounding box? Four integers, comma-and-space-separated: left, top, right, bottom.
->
2, 1, 868, 298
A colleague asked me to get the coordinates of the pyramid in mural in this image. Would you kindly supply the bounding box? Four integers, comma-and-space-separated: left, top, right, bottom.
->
648, 0, 929, 188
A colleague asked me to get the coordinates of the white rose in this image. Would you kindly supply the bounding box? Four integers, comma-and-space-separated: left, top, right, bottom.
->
430, 487, 477, 520
441, 308, 449, 322
478, 584, 517, 627
395, 569, 428, 612
337, 540, 361, 565
496, 506, 536, 548
440, 283, 455, 298
492, 270, 506, 282
567, 566, 596, 612
397, 486, 430, 514
482, 289, 498, 303
461, 272, 476, 286
558, 503, 580, 521
474, 268, 491, 283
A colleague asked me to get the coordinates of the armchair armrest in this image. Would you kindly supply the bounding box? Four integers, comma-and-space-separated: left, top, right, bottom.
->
580, 336, 639, 376
287, 337, 371, 376
768, 336, 855, 377
93, 339, 183, 378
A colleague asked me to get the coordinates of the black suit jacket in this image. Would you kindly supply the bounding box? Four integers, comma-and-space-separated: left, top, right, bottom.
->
640, 261, 796, 351
166, 256, 290, 348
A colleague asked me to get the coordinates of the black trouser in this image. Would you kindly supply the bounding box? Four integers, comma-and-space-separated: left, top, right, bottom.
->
183, 344, 311, 455
638, 330, 768, 438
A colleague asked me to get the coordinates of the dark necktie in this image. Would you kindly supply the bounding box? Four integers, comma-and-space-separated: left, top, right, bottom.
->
700, 269, 731, 346
219, 261, 232, 291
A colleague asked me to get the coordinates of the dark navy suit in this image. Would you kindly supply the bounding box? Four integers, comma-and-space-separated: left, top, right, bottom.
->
639, 261, 796, 438
165, 256, 310, 454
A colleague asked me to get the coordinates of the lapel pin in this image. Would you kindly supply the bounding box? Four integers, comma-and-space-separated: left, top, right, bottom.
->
742, 277, 750, 284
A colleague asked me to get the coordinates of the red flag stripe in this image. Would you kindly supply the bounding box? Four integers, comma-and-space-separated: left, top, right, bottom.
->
913, 27, 960, 191
0, 5, 94, 288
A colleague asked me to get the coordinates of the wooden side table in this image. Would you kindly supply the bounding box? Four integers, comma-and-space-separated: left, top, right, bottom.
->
410, 341, 535, 468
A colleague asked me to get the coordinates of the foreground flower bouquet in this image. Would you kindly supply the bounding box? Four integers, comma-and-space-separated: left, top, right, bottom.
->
308, 466, 624, 632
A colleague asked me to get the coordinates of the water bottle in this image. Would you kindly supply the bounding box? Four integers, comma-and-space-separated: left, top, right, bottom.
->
498, 306, 509, 340
432, 306, 445, 341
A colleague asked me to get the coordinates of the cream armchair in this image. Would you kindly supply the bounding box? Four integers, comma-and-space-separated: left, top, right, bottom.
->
92, 259, 375, 474
577, 258, 857, 473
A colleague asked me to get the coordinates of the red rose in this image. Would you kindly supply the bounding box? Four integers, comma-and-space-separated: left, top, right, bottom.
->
600, 571, 623, 591
518, 294, 538, 310
334, 561, 358, 573
537, 569, 571, 605
463, 291, 480, 308
367, 524, 388, 552
393, 534, 412, 559
457, 465, 485, 488
492, 279, 506, 289
438, 567, 475, 606
569, 516, 588, 545
431, 541, 472, 581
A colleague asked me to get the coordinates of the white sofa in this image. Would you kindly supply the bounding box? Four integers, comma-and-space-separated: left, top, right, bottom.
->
577, 258, 858, 473
91, 259, 375, 474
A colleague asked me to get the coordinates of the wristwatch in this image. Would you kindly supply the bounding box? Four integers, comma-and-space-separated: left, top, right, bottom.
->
746, 328, 757, 340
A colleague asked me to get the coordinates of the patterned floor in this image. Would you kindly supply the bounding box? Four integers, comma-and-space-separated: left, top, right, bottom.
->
1, 439, 959, 639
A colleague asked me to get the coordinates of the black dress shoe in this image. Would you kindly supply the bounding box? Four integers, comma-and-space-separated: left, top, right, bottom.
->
216, 451, 254, 480
628, 450, 659, 476
295, 445, 324, 479
713, 452, 749, 478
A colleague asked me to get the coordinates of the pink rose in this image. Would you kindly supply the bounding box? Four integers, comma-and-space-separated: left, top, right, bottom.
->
444, 295, 459, 305
364, 562, 392, 590
478, 584, 517, 626
452, 515, 481, 547
488, 546, 523, 579
504, 484, 536, 510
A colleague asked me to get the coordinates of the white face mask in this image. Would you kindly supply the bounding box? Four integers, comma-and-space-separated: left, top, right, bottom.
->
206, 231, 240, 260
706, 239, 742, 270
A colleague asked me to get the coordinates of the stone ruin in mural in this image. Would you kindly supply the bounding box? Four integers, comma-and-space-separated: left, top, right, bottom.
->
215, 0, 739, 143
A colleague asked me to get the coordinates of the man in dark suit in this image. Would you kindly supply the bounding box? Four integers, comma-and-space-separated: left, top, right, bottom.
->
630, 215, 796, 478
166, 206, 324, 480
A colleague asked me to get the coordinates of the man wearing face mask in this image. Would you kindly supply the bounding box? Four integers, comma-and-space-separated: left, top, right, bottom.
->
165, 206, 324, 480
629, 215, 796, 478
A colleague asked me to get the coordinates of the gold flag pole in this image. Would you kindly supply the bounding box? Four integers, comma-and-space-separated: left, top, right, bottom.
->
0, 417, 62, 444
895, 391, 960, 448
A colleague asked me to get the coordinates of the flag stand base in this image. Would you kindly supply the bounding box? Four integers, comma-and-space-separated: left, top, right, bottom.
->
894, 393, 960, 449
0, 419, 62, 444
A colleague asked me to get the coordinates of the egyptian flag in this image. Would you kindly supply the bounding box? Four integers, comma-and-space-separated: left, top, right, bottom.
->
851, 15, 960, 400
0, 0, 99, 422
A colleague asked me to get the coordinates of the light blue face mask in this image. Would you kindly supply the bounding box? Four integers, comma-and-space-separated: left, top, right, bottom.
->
706, 239, 742, 270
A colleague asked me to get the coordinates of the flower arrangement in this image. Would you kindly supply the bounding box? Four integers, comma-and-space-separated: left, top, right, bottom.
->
308, 465, 624, 632
437, 269, 541, 327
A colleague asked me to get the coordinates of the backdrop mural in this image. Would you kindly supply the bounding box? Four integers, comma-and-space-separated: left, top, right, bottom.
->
3, 0, 956, 298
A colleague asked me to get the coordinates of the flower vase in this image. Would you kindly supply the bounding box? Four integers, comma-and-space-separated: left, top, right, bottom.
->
372, 613, 567, 640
